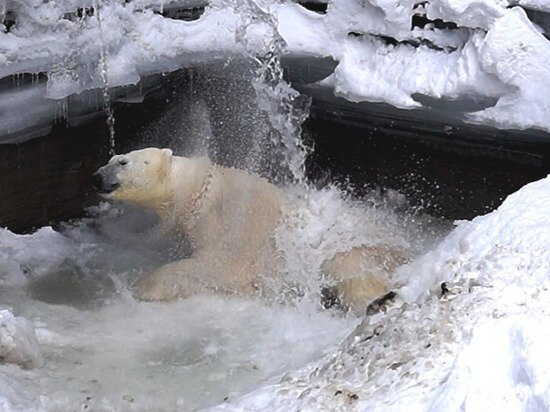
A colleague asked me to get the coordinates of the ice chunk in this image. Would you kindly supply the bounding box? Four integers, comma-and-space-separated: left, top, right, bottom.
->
0, 310, 43, 369
0, 227, 78, 285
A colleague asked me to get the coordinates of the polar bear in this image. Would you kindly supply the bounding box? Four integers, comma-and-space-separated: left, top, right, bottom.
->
92, 148, 407, 311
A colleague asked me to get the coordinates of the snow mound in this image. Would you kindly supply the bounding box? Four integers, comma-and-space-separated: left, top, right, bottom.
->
399, 173, 550, 302
0, 310, 43, 370
431, 313, 550, 411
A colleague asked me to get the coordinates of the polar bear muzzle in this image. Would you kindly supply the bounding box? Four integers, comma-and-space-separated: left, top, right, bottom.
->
91, 165, 121, 195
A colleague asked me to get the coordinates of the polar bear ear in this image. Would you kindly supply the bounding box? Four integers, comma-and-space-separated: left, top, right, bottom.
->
162, 148, 173, 162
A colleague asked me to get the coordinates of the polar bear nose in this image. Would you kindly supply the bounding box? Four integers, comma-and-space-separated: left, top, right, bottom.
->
91, 172, 120, 194
91, 172, 103, 192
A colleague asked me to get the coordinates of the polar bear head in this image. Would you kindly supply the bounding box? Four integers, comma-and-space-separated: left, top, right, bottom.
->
92, 148, 173, 207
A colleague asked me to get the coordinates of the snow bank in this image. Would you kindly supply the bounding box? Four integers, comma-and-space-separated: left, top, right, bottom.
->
279, 0, 550, 131
0, 310, 43, 369
2, 0, 550, 140
430, 314, 550, 411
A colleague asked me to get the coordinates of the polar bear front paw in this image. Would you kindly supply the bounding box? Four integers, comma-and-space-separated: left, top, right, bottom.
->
134, 260, 203, 302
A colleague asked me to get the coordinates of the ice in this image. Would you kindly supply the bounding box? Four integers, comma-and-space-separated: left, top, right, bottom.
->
0, 310, 43, 370
1, 1, 242, 93
0, 226, 78, 286
0, 83, 56, 142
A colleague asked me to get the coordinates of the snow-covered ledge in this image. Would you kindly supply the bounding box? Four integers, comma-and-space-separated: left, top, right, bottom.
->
2, 0, 550, 142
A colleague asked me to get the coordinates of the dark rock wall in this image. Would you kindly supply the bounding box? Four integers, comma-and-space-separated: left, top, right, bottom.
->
0, 121, 110, 233
304, 117, 548, 219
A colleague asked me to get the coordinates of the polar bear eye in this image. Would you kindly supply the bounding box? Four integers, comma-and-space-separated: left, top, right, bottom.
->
118, 159, 128, 166
144, 160, 150, 164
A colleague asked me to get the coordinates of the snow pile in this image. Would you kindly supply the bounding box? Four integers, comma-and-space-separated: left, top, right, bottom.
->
279, 0, 550, 131
398, 172, 550, 302
0, 310, 43, 370
217, 174, 550, 411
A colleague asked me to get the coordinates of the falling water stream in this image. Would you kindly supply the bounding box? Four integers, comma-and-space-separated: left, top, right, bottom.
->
234, 0, 310, 183
95, 1, 117, 156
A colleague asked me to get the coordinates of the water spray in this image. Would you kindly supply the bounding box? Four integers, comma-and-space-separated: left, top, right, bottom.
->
233, 0, 311, 185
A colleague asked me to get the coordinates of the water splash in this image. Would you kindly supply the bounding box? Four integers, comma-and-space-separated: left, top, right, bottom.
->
234, 0, 310, 184
95, 1, 116, 156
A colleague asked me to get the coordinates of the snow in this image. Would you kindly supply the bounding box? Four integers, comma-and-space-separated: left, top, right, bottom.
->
2, 0, 550, 141
277, 0, 550, 130
469, 7, 550, 130
320, 32, 507, 109
398, 173, 550, 302
513, 0, 550, 13
430, 314, 550, 411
